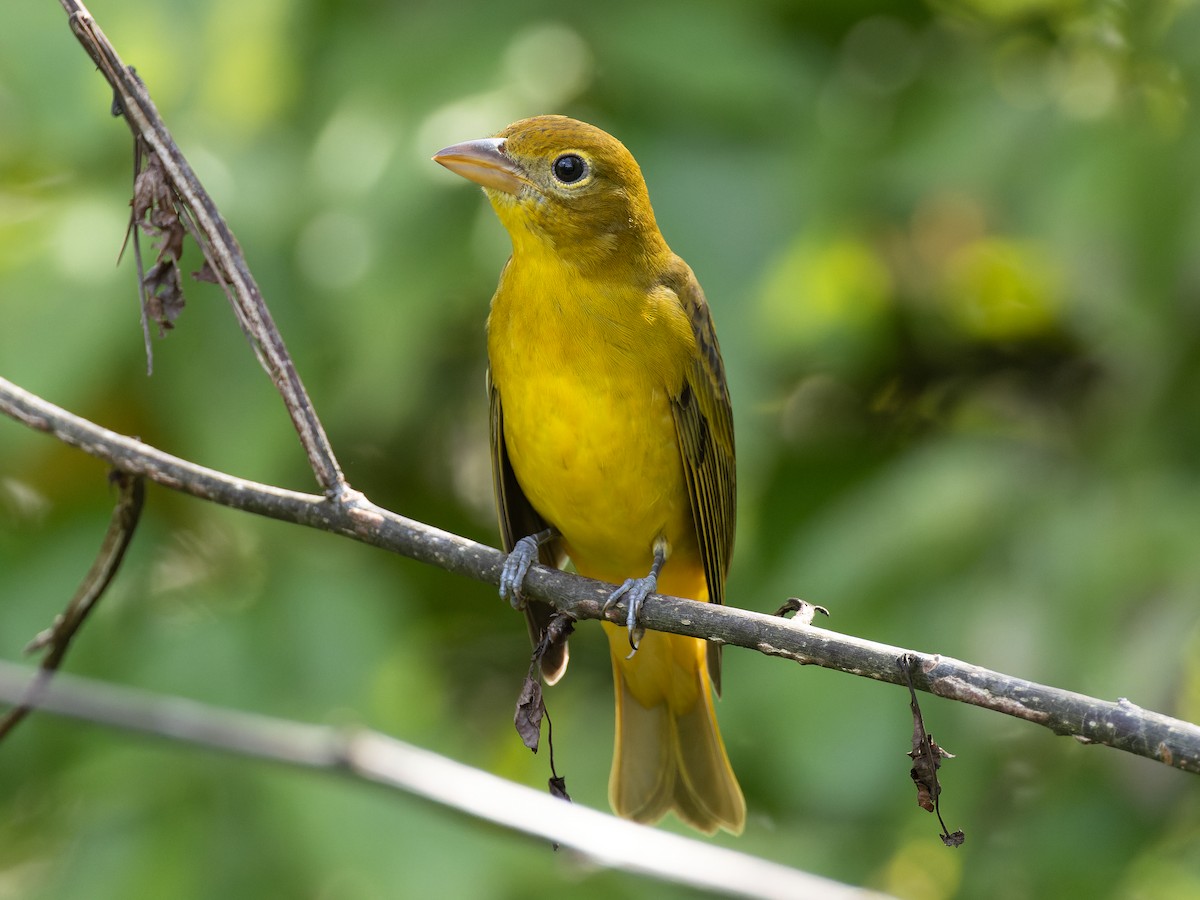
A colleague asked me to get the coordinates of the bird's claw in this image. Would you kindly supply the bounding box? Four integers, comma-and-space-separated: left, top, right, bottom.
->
500, 534, 541, 609
604, 574, 656, 656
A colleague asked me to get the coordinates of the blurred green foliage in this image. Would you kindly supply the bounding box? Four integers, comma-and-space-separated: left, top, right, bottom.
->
3, 0, 1200, 897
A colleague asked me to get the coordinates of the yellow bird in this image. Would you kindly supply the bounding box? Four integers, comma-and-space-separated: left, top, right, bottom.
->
434, 115, 744, 835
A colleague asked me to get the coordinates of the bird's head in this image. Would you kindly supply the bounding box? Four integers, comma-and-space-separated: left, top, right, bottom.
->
434, 115, 667, 270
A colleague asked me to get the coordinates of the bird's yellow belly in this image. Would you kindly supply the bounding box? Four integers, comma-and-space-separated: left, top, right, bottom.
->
498, 361, 692, 584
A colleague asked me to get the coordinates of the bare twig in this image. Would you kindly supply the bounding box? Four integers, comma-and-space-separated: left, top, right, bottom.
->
57, 0, 346, 498
0, 660, 892, 900
0, 470, 144, 740
120, 136, 155, 373
3, 374, 1199, 776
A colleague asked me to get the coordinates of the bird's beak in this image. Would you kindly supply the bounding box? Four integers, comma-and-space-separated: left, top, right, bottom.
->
433, 138, 527, 196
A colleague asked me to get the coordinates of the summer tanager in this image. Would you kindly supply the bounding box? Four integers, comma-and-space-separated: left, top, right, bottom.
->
434, 115, 744, 835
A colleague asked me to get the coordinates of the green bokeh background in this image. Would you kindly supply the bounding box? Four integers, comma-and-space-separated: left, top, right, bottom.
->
3, 1, 1200, 897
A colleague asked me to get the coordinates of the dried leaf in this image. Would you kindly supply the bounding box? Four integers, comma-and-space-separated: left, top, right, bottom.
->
539, 647, 572, 815
548, 774, 570, 802
130, 143, 189, 337
142, 258, 185, 333
132, 158, 164, 223
899, 654, 965, 846
541, 613, 575, 655
909, 732, 954, 811
941, 827, 966, 848
514, 613, 576, 800
514, 669, 544, 752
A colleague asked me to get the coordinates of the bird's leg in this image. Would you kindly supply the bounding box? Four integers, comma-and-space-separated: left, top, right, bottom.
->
604, 537, 669, 655
500, 527, 558, 609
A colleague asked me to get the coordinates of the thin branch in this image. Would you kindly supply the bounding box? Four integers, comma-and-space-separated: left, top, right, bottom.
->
57, 0, 346, 498
4, 375, 1199, 775
0, 470, 143, 740
0, 661, 891, 900
122, 137, 155, 374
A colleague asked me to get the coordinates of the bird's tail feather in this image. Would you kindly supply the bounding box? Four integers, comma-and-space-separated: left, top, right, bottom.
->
605, 623, 745, 835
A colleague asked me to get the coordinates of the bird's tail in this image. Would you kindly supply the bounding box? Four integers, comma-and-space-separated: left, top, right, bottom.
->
603, 622, 745, 835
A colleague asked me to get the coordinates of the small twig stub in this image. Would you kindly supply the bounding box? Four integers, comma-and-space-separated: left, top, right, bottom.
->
773, 597, 830, 625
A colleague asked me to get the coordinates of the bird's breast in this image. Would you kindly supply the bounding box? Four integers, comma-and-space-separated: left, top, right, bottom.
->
487, 269, 695, 582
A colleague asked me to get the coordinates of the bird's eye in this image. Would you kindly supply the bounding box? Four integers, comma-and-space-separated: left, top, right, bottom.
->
552, 154, 587, 184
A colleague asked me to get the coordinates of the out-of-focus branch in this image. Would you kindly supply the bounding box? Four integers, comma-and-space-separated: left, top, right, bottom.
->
0, 471, 143, 740
57, 0, 346, 498
4, 374, 1199, 776
0, 660, 891, 900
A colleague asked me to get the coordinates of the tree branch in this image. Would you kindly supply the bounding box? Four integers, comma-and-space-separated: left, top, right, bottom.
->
0, 470, 143, 739
0, 661, 889, 900
4, 374, 1198, 776
58, 0, 346, 497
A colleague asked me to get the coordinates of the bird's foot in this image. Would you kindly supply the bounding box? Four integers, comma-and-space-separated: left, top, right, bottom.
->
604, 572, 657, 656
500, 528, 555, 609
603, 539, 669, 656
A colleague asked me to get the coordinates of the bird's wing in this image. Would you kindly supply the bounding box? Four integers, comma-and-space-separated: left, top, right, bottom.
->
489, 370, 569, 683
663, 259, 736, 693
